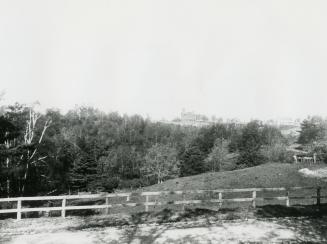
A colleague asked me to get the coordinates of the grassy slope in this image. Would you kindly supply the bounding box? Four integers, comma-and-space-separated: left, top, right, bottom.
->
144, 163, 327, 191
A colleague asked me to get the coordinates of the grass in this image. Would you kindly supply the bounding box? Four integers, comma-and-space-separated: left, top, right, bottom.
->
143, 162, 327, 192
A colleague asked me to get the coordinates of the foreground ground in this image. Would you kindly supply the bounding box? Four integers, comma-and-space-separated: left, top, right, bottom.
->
3, 218, 327, 244
1, 206, 327, 243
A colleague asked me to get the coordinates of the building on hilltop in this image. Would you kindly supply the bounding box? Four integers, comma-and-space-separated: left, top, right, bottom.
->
160, 110, 248, 127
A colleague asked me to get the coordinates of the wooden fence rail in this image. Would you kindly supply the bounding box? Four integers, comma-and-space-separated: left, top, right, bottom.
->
0, 186, 324, 220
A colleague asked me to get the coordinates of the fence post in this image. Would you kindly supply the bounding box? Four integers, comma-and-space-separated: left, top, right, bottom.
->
218, 192, 223, 208
17, 199, 22, 220
105, 197, 110, 215
145, 195, 149, 212
61, 197, 66, 218
317, 187, 321, 207
252, 191, 256, 208
182, 192, 185, 211
286, 191, 290, 207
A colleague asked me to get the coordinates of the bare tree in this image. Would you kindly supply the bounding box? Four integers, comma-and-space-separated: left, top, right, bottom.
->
21, 108, 52, 193
141, 144, 179, 184
205, 138, 229, 172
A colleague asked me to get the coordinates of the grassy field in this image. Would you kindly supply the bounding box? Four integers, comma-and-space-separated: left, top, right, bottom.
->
139, 162, 327, 212
143, 162, 327, 191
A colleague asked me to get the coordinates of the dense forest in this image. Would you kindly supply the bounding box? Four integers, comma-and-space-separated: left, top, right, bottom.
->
0, 103, 325, 197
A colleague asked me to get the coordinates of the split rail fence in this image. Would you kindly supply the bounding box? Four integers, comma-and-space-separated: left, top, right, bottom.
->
0, 186, 324, 220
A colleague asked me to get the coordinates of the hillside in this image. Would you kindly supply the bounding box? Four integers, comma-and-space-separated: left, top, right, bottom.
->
143, 163, 327, 191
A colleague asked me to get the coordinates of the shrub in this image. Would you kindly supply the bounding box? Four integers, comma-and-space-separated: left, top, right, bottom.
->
312, 143, 327, 163
118, 178, 148, 190
261, 143, 288, 163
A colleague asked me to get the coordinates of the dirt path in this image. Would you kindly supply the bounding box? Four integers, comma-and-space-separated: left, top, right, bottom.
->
1, 216, 327, 243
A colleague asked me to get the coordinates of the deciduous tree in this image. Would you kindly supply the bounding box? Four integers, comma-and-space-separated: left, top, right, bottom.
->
141, 144, 179, 184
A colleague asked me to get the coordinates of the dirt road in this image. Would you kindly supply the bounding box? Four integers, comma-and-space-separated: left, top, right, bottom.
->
1, 216, 326, 243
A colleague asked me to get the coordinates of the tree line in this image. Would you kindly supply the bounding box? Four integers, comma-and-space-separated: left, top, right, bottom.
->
0, 103, 291, 197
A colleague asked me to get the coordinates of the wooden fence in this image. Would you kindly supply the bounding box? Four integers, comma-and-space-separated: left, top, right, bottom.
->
0, 186, 324, 220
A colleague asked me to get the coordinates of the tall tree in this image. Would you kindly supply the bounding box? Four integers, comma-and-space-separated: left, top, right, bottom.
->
204, 138, 229, 172
237, 121, 265, 167
0, 115, 18, 197
3, 104, 52, 196
298, 116, 326, 145
180, 144, 206, 176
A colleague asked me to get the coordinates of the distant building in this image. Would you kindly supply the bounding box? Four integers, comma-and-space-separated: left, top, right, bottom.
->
159, 110, 212, 127
160, 110, 246, 127
264, 118, 301, 137
167, 110, 209, 127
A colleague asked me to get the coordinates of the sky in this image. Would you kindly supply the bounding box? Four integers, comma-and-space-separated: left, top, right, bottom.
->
1, 0, 327, 121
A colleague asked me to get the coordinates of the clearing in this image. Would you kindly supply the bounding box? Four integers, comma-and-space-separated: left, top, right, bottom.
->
143, 162, 327, 191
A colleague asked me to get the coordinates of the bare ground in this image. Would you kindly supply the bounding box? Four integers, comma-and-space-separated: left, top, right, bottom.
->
1, 211, 327, 243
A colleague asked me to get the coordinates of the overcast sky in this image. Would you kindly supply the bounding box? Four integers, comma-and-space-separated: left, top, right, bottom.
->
1, 0, 327, 121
